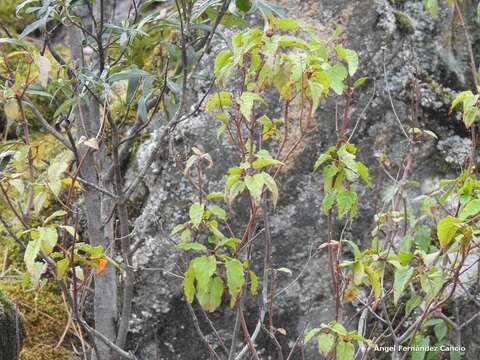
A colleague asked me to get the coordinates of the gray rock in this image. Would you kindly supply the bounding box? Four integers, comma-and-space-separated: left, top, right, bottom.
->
0, 290, 25, 360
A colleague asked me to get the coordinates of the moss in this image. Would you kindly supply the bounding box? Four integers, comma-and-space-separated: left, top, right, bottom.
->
0, 237, 78, 360
393, 11, 415, 35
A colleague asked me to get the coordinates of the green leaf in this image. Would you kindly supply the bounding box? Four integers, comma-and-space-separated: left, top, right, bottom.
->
244, 174, 265, 203
53, 97, 78, 119
226, 259, 245, 306
277, 35, 309, 49
318, 333, 335, 355
365, 266, 381, 299
352, 261, 364, 286
336, 341, 355, 360
437, 216, 461, 248
189, 203, 205, 226
239, 92, 265, 121
108, 67, 150, 82
197, 276, 224, 312
249, 270, 258, 296
192, 255, 217, 290
236, 0, 253, 13
464, 106, 479, 128
459, 199, 480, 219
208, 205, 227, 221
56, 258, 70, 280
214, 50, 233, 78
434, 319, 448, 341
24, 239, 40, 273
216, 237, 240, 251
277, 18, 300, 31
314, 153, 331, 171
335, 45, 359, 76
38, 227, 58, 256
170, 224, 185, 236
412, 335, 429, 360
322, 190, 337, 215
304, 328, 321, 344
29, 261, 45, 287
20, 15, 47, 38
328, 321, 348, 336
207, 192, 224, 200
327, 64, 348, 95
353, 77, 368, 88
337, 187, 358, 218
0, 38, 24, 46
205, 91, 233, 111
424, 0, 439, 17
393, 266, 414, 305
405, 294, 422, 315
176, 243, 208, 252
43, 210, 67, 225
262, 172, 279, 207
181, 229, 192, 242
183, 263, 196, 303
357, 162, 370, 186
309, 81, 324, 114
420, 270, 443, 301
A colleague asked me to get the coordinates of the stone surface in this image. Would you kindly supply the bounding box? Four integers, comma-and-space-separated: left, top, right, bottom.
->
124, 0, 480, 358
0, 290, 25, 360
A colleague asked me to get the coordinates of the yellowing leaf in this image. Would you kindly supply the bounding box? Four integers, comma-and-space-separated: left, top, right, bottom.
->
4, 100, 20, 120
437, 216, 461, 248
183, 263, 195, 303
365, 266, 381, 299
205, 91, 233, 111
249, 270, 258, 296
96, 257, 108, 276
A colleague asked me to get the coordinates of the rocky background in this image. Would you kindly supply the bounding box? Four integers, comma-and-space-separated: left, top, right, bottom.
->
1, 0, 479, 359
122, 0, 480, 359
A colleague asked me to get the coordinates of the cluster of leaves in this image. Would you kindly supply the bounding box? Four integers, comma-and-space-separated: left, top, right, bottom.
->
314, 143, 370, 219
450, 90, 479, 128
304, 321, 373, 359
174, 16, 362, 314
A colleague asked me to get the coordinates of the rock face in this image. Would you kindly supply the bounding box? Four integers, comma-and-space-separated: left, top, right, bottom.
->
0, 290, 25, 360
125, 0, 479, 359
